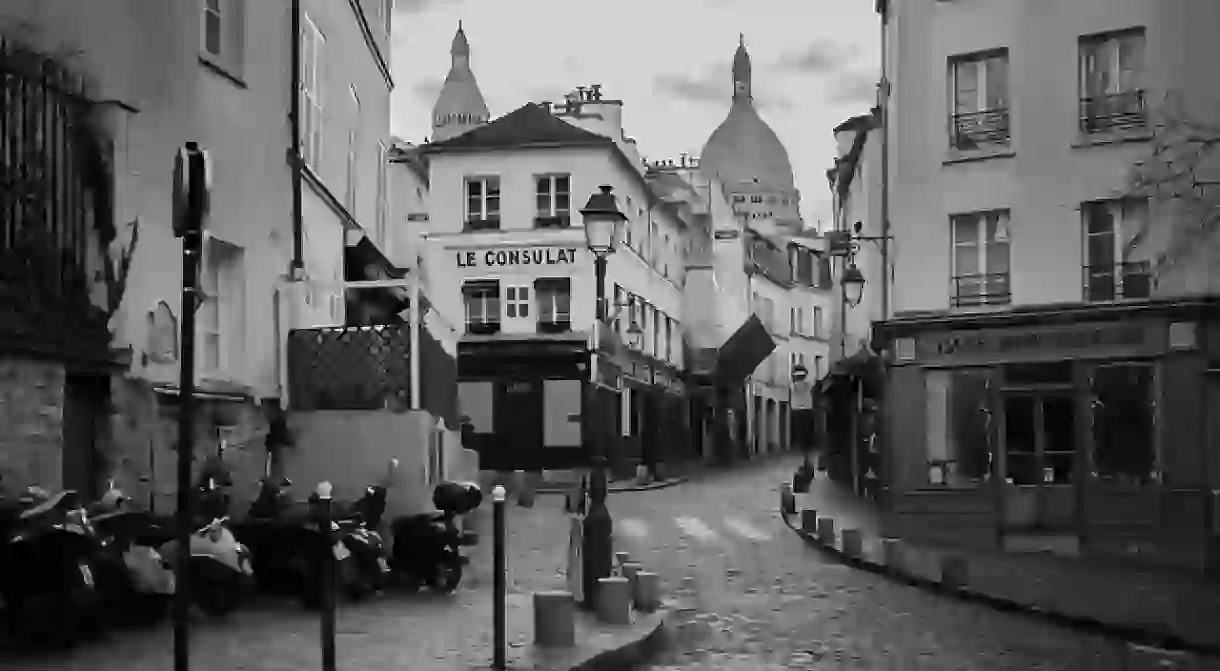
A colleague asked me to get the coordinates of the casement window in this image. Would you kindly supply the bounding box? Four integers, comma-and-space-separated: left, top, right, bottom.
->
199, 237, 246, 378
949, 50, 1009, 149
535, 174, 571, 226
950, 209, 1011, 307
464, 176, 501, 229
201, 0, 247, 79
535, 278, 571, 333
1082, 199, 1151, 301
505, 285, 530, 319
462, 280, 500, 334
1079, 28, 1147, 133
298, 13, 324, 167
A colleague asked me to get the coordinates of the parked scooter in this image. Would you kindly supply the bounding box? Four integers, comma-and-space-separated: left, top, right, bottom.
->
387, 481, 482, 593
86, 483, 176, 624
0, 488, 105, 645
327, 476, 392, 598
156, 476, 253, 616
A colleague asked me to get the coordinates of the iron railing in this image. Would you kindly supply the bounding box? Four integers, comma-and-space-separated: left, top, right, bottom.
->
951, 273, 1011, 307
1083, 261, 1151, 302
950, 109, 1011, 150
287, 324, 411, 410
1079, 90, 1147, 134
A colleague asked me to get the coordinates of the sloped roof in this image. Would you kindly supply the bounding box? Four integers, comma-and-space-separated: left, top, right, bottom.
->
423, 103, 614, 153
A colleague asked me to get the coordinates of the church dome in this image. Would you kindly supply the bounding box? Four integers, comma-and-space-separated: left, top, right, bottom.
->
431, 22, 490, 142
699, 36, 796, 191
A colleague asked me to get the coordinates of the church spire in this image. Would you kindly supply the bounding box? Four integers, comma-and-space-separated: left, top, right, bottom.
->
732, 34, 751, 105
431, 21, 490, 142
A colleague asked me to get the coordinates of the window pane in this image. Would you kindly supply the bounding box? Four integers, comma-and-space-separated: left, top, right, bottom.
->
486, 195, 500, 216
985, 56, 1008, 109
556, 175, 570, 194
536, 177, 549, 196
467, 180, 482, 198
1093, 364, 1155, 483
1085, 203, 1114, 235
952, 216, 978, 245
954, 245, 979, 275
486, 178, 500, 196
506, 287, 516, 301
556, 193, 570, 212
488, 295, 500, 318
1087, 270, 1116, 301
985, 241, 1009, 274
949, 370, 992, 483
1087, 232, 1115, 266
205, 13, 222, 56
954, 61, 979, 113
536, 193, 550, 214
1117, 34, 1144, 91
556, 288, 570, 314
1004, 394, 1037, 484
506, 303, 517, 318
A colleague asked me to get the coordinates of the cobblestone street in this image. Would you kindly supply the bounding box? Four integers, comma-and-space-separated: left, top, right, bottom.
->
610, 456, 1217, 671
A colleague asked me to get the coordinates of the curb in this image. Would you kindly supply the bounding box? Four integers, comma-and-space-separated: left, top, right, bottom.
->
565, 607, 671, 671
536, 477, 690, 495
777, 510, 1220, 661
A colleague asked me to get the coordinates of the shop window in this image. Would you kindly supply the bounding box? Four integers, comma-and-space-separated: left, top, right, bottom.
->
1091, 362, 1156, 484
925, 368, 992, 486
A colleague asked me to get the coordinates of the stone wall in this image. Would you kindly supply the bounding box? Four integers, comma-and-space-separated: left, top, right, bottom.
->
0, 357, 66, 491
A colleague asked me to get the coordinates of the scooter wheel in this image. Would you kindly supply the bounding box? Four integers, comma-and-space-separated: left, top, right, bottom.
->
428, 562, 462, 593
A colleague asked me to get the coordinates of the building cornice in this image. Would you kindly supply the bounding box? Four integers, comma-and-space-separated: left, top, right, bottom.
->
347, 0, 394, 91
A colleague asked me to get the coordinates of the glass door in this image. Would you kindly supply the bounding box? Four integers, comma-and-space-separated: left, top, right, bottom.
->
1002, 393, 1078, 531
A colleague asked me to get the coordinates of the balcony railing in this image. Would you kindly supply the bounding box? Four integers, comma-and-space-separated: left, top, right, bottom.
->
951, 109, 1011, 150
287, 324, 411, 410
537, 318, 571, 334
1084, 261, 1151, 302
951, 273, 1011, 307
466, 319, 500, 335
534, 215, 571, 229
1079, 90, 1147, 134
463, 217, 501, 232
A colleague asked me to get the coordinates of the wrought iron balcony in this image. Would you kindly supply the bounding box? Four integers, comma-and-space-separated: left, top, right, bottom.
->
951, 273, 1011, 307
1079, 90, 1147, 134
533, 215, 571, 229
463, 217, 501, 231
466, 319, 500, 335
1083, 261, 1151, 302
950, 109, 1011, 150
537, 319, 572, 334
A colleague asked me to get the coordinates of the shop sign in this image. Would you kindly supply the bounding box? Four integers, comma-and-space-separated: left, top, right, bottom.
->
455, 246, 578, 269
932, 323, 1147, 358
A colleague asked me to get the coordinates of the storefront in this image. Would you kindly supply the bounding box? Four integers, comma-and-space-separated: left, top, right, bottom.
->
876, 299, 1220, 572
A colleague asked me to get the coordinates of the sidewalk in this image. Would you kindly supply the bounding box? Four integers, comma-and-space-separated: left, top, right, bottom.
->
785, 478, 1220, 659
13, 499, 666, 671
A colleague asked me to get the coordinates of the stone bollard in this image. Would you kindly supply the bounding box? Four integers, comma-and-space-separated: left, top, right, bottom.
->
615, 551, 631, 570
841, 528, 863, 558
780, 483, 795, 517
596, 576, 633, 625
533, 591, 576, 648
800, 509, 818, 534
880, 538, 903, 572
635, 464, 650, 485
621, 561, 643, 595
940, 554, 968, 591
517, 471, 538, 508
633, 571, 662, 612
816, 517, 836, 546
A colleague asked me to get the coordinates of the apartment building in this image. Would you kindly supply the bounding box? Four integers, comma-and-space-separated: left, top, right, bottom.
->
875, 0, 1220, 572
785, 242, 835, 450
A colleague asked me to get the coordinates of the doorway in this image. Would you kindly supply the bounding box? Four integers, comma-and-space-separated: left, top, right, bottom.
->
1001, 391, 1078, 533
494, 378, 543, 468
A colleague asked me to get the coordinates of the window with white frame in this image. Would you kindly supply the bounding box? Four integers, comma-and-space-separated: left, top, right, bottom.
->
298, 13, 324, 167
535, 174, 571, 222
345, 85, 360, 214
535, 278, 571, 331
813, 306, 824, 338
1083, 198, 1152, 301
1079, 29, 1147, 133
505, 285, 530, 319
612, 284, 624, 333
462, 280, 500, 333
465, 176, 501, 227
951, 209, 1011, 307
375, 141, 388, 248
949, 50, 1009, 150
199, 237, 245, 377
201, 0, 246, 78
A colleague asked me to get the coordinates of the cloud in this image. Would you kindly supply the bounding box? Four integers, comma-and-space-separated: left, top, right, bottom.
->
773, 41, 859, 75
394, 0, 461, 14
411, 76, 443, 102
825, 71, 877, 105
653, 63, 792, 111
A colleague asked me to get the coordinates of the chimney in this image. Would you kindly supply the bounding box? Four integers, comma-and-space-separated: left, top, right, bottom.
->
591, 84, 602, 100
679, 152, 688, 167
539, 100, 552, 113
576, 85, 587, 100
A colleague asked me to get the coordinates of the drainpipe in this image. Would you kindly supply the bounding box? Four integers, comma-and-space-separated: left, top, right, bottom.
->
878, 0, 892, 322
289, 0, 304, 277
409, 276, 421, 410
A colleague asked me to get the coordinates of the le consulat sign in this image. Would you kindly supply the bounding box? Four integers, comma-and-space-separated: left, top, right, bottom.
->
455, 246, 579, 269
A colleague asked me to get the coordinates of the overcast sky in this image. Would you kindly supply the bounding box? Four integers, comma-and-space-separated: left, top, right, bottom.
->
389, 0, 880, 227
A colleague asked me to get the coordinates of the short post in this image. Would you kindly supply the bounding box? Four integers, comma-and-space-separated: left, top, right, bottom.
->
841, 528, 863, 558
816, 517, 836, 546
621, 561, 643, 597
614, 551, 631, 571
316, 481, 336, 671
596, 576, 632, 625
780, 482, 795, 517
533, 591, 576, 648
881, 538, 903, 572
492, 485, 507, 670
633, 571, 661, 612
800, 509, 818, 534
940, 554, 968, 592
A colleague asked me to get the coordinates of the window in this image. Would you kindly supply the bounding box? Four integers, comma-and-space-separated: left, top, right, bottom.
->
813, 306, 824, 338
199, 238, 246, 377
1082, 199, 1152, 301
201, 0, 246, 77
345, 85, 360, 214
612, 284, 624, 333
1091, 363, 1156, 485
464, 177, 501, 229
535, 278, 571, 332
375, 141, 388, 248
1079, 29, 1146, 134
505, 285, 529, 319
656, 311, 666, 359
950, 209, 1011, 307
925, 369, 992, 486
298, 13, 324, 167
949, 50, 1009, 150
535, 174, 571, 225
814, 355, 823, 380
462, 280, 500, 333
665, 316, 675, 362
382, 0, 394, 34
426, 425, 445, 485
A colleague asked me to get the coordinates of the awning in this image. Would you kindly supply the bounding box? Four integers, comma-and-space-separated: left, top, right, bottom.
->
715, 314, 776, 387
815, 349, 886, 399
344, 236, 409, 317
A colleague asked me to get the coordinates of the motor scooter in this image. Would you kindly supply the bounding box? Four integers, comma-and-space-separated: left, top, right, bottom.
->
387, 481, 481, 593
86, 483, 176, 623
156, 477, 253, 616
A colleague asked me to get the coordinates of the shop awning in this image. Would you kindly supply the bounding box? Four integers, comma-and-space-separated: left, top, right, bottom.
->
715, 314, 776, 387
815, 348, 886, 399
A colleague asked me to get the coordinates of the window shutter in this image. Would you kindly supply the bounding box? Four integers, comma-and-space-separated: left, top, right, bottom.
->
227, 0, 247, 78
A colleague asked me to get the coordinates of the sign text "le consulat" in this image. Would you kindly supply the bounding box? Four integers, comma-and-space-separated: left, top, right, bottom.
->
455, 247, 579, 269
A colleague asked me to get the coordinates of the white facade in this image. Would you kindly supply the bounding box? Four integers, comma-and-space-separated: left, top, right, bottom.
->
886, 0, 1220, 316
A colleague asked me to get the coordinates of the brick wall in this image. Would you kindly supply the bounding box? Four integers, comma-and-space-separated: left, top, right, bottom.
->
0, 357, 66, 491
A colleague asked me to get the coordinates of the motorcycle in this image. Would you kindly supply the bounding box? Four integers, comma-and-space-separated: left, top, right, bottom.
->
387, 481, 482, 593
156, 477, 253, 616
0, 488, 105, 645
328, 482, 391, 599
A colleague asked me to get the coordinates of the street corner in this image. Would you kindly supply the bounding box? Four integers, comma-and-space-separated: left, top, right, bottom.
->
505, 603, 671, 671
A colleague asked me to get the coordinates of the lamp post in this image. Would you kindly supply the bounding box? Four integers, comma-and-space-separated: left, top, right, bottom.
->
838, 263, 867, 496
579, 184, 625, 609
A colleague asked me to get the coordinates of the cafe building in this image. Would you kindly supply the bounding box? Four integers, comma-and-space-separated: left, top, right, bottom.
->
875, 298, 1220, 572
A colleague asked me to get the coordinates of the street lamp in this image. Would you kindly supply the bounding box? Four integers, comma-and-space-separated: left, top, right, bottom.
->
579, 184, 625, 609
841, 263, 866, 308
